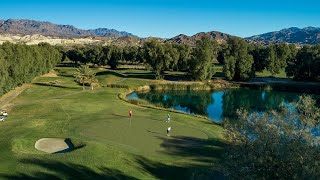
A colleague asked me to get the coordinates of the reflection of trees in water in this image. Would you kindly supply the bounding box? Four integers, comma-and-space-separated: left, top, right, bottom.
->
222, 88, 297, 120
138, 89, 301, 121
138, 91, 213, 115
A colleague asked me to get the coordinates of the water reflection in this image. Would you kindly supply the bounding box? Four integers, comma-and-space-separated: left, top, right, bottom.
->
128, 88, 316, 122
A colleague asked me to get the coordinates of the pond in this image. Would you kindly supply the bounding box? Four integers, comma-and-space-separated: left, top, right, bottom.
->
127, 88, 319, 123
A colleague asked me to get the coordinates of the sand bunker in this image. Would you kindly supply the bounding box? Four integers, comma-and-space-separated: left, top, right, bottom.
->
35, 138, 74, 154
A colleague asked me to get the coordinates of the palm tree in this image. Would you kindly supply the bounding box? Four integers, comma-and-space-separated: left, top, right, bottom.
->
88, 72, 99, 90
74, 65, 95, 90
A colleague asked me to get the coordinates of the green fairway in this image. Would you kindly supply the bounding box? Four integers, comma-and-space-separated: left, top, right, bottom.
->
0, 67, 225, 179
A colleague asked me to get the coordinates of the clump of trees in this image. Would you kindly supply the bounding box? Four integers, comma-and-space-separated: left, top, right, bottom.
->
142, 36, 218, 80
286, 45, 320, 81
223, 37, 253, 80
189, 36, 217, 80
142, 40, 169, 79
66, 45, 142, 70
0, 42, 62, 95
248, 43, 297, 76
224, 95, 320, 179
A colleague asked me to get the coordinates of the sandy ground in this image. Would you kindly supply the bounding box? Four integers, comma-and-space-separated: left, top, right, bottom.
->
41, 70, 58, 77
0, 34, 108, 45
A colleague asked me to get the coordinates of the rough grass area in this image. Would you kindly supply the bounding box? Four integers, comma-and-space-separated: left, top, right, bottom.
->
0, 67, 226, 179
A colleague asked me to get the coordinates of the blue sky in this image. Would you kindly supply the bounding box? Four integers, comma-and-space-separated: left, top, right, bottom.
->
0, 0, 319, 38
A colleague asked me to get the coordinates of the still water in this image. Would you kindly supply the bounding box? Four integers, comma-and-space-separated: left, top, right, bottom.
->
127, 88, 318, 122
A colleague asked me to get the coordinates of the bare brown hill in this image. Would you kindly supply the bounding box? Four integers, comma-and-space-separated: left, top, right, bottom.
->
165, 31, 235, 46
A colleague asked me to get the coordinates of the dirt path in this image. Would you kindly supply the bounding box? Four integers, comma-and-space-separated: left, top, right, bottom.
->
0, 84, 31, 110
2, 89, 86, 111
0, 71, 62, 110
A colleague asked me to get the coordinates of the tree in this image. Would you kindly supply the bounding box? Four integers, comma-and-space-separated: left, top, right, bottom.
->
249, 45, 269, 74
100, 46, 112, 66
266, 43, 292, 75
223, 37, 254, 80
189, 36, 217, 81
164, 43, 180, 71
88, 72, 99, 90
143, 40, 169, 79
175, 44, 191, 71
286, 45, 320, 81
74, 65, 95, 90
108, 45, 122, 69
85, 46, 103, 65
67, 48, 87, 65
217, 43, 227, 64
123, 46, 139, 64
224, 95, 320, 179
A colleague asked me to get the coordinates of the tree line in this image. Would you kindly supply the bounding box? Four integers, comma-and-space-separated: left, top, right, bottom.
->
64, 38, 217, 80
65, 37, 320, 82
0, 42, 63, 95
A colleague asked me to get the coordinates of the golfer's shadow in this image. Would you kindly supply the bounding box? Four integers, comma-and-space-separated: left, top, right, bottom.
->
146, 130, 163, 136
111, 113, 128, 118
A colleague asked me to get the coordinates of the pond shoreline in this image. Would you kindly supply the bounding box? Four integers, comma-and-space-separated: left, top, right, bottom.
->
237, 77, 320, 94
119, 78, 320, 125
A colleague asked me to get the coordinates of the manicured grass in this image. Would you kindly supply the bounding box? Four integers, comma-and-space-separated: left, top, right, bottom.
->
255, 69, 287, 78
213, 65, 287, 79
0, 67, 226, 179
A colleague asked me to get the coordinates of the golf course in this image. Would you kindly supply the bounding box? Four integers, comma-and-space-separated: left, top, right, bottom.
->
0, 66, 225, 179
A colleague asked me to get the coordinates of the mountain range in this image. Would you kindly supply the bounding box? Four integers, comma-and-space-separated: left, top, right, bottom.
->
0, 19, 137, 38
245, 27, 320, 44
0, 19, 320, 45
167, 27, 320, 45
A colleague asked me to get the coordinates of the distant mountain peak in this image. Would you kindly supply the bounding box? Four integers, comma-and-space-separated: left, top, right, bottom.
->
165, 31, 235, 45
0, 19, 138, 38
246, 26, 320, 45
302, 26, 318, 31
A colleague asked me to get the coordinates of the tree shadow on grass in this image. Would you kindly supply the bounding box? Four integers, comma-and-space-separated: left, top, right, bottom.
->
157, 136, 226, 164
57, 74, 75, 78
0, 159, 137, 180
132, 136, 227, 179
135, 155, 225, 180
56, 63, 78, 67
122, 72, 155, 80
96, 71, 126, 78
122, 71, 191, 81
164, 73, 191, 81
33, 83, 79, 90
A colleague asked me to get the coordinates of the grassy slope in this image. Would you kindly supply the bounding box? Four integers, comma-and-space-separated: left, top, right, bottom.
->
0, 67, 225, 179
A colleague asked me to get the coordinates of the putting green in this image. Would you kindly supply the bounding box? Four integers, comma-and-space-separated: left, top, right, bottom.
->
80, 113, 208, 156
